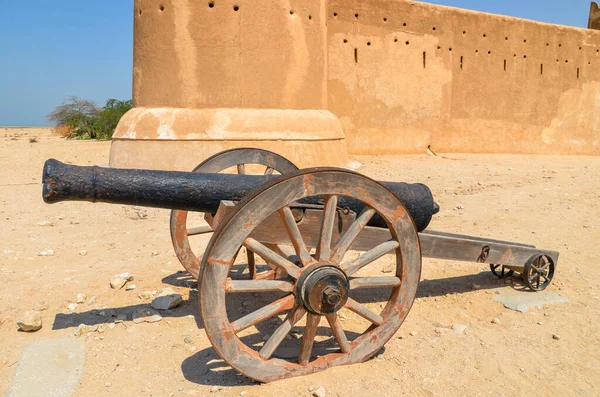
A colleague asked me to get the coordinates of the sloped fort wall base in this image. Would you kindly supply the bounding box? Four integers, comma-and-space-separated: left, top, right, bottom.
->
110, 108, 348, 170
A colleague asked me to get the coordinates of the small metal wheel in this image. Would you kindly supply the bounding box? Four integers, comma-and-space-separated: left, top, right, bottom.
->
199, 168, 421, 382
170, 148, 298, 279
523, 255, 555, 291
490, 264, 514, 278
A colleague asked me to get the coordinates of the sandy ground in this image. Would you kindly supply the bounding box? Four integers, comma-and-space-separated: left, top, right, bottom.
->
1, 128, 599, 396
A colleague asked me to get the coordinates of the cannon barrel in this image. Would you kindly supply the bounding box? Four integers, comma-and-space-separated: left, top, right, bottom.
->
42, 159, 438, 232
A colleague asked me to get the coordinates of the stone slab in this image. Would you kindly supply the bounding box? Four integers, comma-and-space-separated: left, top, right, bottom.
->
7, 337, 85, 397
493, 289, 568, 313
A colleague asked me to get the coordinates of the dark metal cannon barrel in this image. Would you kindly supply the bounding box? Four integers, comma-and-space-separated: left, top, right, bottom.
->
42, 159, 438, 231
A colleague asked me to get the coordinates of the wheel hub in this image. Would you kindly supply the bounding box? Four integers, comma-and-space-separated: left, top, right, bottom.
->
296, 264, 349, 315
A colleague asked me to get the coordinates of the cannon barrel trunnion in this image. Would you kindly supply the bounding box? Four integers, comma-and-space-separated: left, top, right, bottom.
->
40, 149, 559, 382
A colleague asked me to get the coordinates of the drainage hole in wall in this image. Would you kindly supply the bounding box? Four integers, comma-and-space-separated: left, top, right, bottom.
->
577, 67, 580, 79
488, 51, 491, 55
343, 39, 348, 43
406, 41, 410, 45
558, 44, 562, 47
333, 12, 338, 17
432, 27, 436, 31
367, 42, 371, 46
540, 64, 543, 75
138, 9, 142, 15
449, 47, 453, 51
503, 59, 507, 71
159, 5, 164, 11
354, 13, 359, 19
483, 33, 487, 38
395, 38, 399, 43
383, 17, 387, 22
565, 60, 569, 63
290, 10, 294, 16
403, 22, 407, 27
523, 39, 527, 43
308, 15, 312, 20
523, 55, 527, 59
208, 1, 214, 8
475, 49, 478, 53
233, 5, 239, 11
463, 30, 467, 35
505, 37, 509, 40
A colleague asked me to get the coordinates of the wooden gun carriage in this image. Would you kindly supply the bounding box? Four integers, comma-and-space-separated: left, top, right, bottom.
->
42, 148, 559, 382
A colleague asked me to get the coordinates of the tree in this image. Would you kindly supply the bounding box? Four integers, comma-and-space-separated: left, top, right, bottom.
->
47, 97, 132, 140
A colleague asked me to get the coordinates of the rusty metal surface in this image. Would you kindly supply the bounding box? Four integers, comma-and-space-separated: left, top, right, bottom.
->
168, 148, 299, 279
42, 160, 438, 232
199, 168, 421, 382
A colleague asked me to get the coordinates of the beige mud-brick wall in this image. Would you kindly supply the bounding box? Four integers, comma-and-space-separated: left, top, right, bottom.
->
111, 0, 349, 170
328, 0, 600, 155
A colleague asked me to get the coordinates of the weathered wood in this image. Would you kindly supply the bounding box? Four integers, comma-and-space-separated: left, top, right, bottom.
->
316, 195, 338, 261
345, 298, 383, 326
231, 295, 295, 333
225, 280, 294, 294
243, 238, 302, 279
326, 313, 350, 353
279, 207, 313, 266
330, 207, 376, 264
342, 240, 400, 276
350, 277, 401, 289
299, 314, 320, 365
186, 225, 213, 236
259, 306, 306, 360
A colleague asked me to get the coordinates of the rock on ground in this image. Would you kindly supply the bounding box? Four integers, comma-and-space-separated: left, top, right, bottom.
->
73, 324, 99, 337
110, 272, 134, 290
132, 308, 163, 324
16, 311, 42, 332
151, 288, 183, 310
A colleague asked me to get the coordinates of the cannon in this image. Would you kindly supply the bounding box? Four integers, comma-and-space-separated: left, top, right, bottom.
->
42, 148, 559, 382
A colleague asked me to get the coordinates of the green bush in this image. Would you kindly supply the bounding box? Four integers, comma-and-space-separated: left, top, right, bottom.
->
47, 96, 132, 140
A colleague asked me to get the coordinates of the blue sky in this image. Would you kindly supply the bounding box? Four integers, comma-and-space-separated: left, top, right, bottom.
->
0, 0, 593, 126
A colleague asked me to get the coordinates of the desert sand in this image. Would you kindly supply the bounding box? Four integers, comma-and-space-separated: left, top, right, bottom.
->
0, 128, 599, 396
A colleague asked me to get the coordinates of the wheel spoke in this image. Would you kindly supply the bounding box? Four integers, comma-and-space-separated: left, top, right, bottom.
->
244, 238, 302, 279
259, 306, 306, 359
341, 240, 399, 276
536, 275, 541, 289
330, 207, 376, 265
345, 298, 383, 326
231, 295, 295, 333
316, 195, 338, 261
326, 313, 350, 353
226, 280, 294, 294
299, 314, 320, 365
264, 166, 275, 176
248, 250, 256, 279
237, 164, 246, 175
187, 225, 213, 236
279, 207, 313, 266
350, 277, 401, 289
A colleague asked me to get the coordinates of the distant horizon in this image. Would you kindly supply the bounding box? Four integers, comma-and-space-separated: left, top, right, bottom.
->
0, 0, 593, 126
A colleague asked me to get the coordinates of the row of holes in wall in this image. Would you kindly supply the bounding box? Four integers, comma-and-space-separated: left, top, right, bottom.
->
349, 47, 584, 79
331, 12, 600, 53
343, 39, 595, 67
141, 3, 316, 19
139, 3, 241, 14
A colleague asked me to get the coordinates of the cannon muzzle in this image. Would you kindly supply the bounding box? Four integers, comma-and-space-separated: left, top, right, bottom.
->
42, 159, 438, 231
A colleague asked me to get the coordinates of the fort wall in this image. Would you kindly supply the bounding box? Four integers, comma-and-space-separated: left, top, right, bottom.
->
329, 0, 600, 155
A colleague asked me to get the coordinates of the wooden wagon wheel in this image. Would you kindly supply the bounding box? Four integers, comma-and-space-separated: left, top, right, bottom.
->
199, 169, 422, 382
523, 254, 555, 291
170, 148, 298, 279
